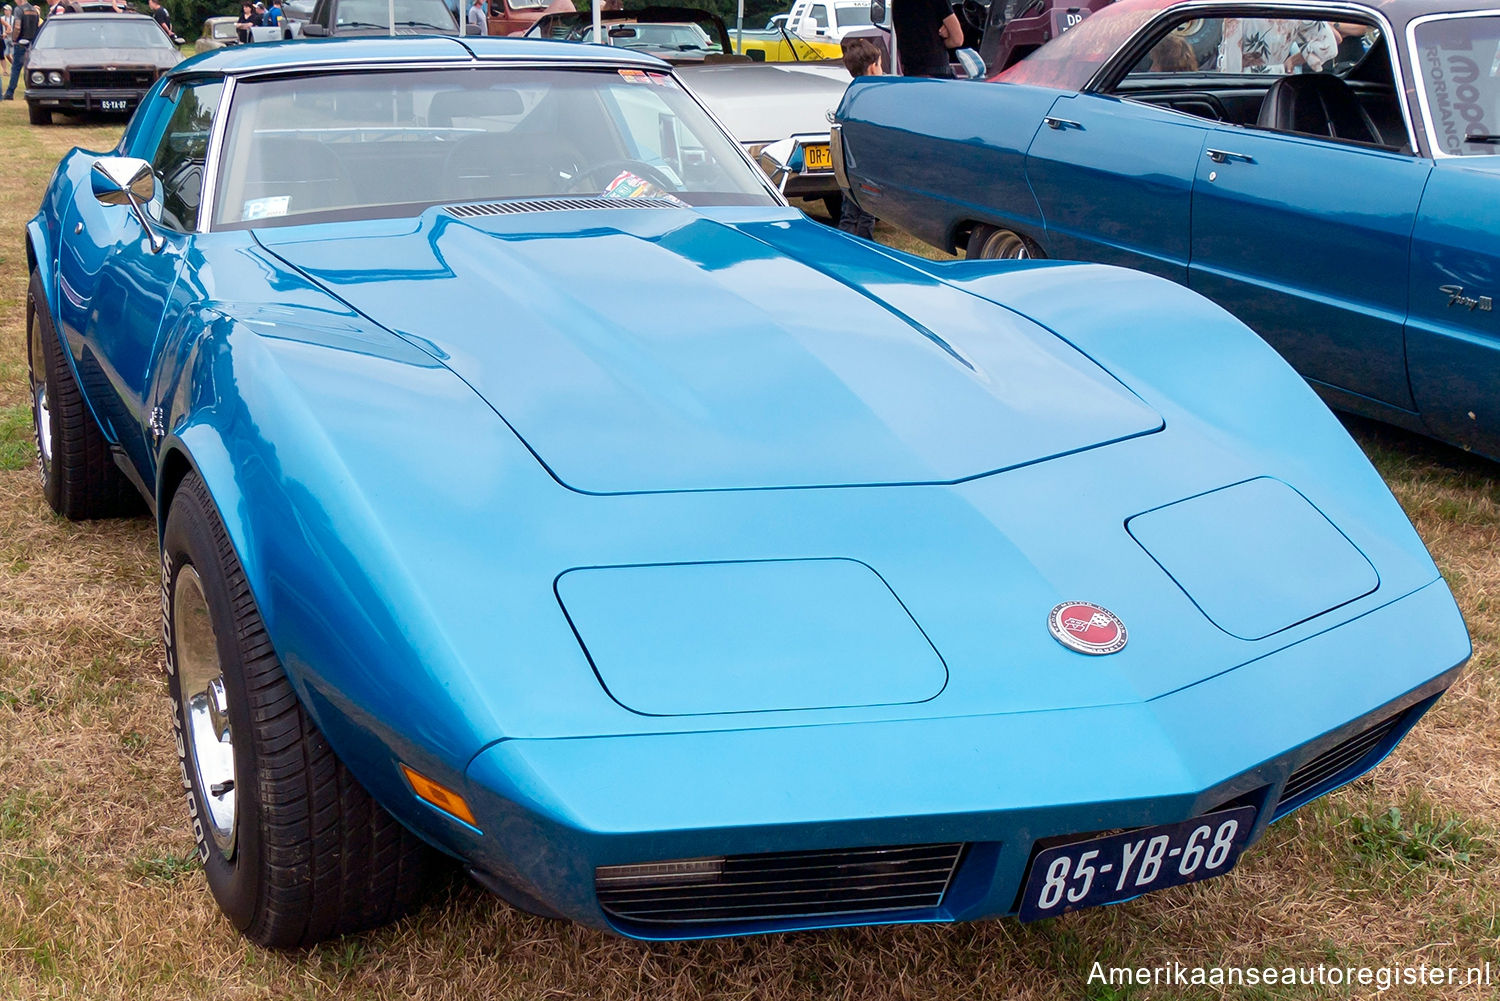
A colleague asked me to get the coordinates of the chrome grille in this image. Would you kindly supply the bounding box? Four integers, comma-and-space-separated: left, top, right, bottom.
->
1278, 712, 1405, 809
597, 843, 966, 927
445, 197, 682, 218
68, 68, 156, 89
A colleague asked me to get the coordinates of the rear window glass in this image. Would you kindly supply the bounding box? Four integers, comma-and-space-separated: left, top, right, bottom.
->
1412, 14, 1500, 155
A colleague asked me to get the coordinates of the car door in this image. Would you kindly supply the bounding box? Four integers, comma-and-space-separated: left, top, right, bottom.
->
1401, 12, 1500, 458
57, 76, 223, 482
1190, 125, 1430, 410
1026, 92, 1213, 283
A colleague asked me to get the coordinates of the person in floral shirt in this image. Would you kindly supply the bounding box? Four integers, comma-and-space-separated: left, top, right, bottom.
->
1217, 18, 1337, 74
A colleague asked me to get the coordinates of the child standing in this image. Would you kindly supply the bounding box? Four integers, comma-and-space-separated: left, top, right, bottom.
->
837, 36, 883, 239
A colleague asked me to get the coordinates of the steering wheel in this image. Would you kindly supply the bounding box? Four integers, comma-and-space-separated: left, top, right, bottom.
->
569, 159, 681, 195
958, 0, 988, 32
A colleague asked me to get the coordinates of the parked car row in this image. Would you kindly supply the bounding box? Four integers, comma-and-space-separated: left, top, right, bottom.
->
26, 32, 1470, 951
15, 0, 1486, 961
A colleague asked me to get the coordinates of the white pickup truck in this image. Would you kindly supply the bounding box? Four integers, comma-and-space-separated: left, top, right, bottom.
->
781, 0, 874, 40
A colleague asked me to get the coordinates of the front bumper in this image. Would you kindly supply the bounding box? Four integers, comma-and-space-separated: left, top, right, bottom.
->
26, 88, 148, 113
454, 576, 1466, 939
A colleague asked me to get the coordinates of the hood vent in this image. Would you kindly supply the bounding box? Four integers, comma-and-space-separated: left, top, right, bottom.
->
445, 197, 684, 218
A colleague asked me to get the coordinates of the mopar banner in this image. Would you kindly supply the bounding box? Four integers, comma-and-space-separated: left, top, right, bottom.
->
1415, 16, 1500, 155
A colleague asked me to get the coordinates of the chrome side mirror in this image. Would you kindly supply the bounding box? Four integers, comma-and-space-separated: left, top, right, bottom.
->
952, 47, 985, 80
91, 157, 165, 253
756, 138, 798, 192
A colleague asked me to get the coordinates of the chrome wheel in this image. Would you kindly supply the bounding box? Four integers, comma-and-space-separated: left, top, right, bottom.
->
28, 320, 52, 474
975, 229, 1032, 260
175, 564, 237, 859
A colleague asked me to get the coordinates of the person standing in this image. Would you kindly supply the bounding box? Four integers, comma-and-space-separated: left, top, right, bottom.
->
465, 0, 487, 35
837, 36, 883, 239
234, 1, 260, 42
264, 0, 281, 26
891, 0, 960, 77
147, 0, 172, 37
3, 0, 40, 102
1, 6, 13, 74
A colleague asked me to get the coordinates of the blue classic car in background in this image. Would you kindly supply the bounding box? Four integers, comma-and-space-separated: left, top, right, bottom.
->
833, 0, 1500, 461
27, 36, 1468, 946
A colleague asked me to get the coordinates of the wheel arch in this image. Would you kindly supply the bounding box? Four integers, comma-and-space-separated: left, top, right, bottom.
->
950, 218, 1047, 258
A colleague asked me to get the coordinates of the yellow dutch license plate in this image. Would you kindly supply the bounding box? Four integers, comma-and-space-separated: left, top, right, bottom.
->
803, 144, 833, 171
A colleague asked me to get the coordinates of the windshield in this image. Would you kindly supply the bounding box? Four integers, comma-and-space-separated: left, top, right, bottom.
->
213, 67, 776, 229
35, 18, 175, 49
1412, 14, 1500, 155
1001, 0, 1164, 89
335, 0, 455, 29
835, 4, 871, 26
611, 22, 718, 51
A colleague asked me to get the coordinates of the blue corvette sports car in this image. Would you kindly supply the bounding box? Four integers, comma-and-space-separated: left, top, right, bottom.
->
833, 0, 1500, 461
28, 36, 1469, 947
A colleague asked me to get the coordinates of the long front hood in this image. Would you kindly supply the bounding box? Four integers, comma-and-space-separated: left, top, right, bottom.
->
676, 63, 848, 142
257, 206, 1161, 493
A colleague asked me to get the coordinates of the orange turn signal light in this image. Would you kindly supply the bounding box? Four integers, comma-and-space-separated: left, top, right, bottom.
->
400, 764, 479, 828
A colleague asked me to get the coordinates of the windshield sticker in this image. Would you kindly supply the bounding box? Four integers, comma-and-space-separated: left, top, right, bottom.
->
1417, 19, 1500, 154
618, 69, 650, 85
241, 196, 291, 221
602, 170, 688, 205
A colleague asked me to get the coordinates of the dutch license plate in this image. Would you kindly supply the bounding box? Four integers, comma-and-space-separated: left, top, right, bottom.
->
803, 144, 833, 172
1050, 8, 1088, 34
99, 99, 129, 111
1018, 806, 1256, 922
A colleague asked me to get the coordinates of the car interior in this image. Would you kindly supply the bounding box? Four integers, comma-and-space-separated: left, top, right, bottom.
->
1107, 14, 1411, 153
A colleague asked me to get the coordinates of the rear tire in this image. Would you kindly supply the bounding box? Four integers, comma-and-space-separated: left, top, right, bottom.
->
27, 270, 141, 519
27, 103, 50, 125
163, 472, 439, 948
966, 224, 1043, 261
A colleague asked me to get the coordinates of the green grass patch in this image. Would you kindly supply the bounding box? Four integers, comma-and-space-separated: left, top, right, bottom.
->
128, 850, 199, 885
1349, 804, 1480, 870
0, 402, 34, 471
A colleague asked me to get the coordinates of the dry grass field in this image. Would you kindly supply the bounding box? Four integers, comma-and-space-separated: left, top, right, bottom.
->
1, 99, 1497, 1001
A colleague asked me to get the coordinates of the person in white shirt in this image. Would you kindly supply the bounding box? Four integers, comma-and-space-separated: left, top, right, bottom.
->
465, 0, 487, 35
1217, 18, 1337, 74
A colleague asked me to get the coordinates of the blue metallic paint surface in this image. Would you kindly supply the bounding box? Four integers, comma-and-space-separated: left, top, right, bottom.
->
1406, 158, 1500, 453
835, 69, 1500, 459
26, 38, 1472, 939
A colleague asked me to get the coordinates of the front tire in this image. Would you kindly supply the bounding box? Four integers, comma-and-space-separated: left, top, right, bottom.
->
27, 102, 51, 125
163, 472, 438, 948
966, 224, 1043, 261
27, 270, 140, 519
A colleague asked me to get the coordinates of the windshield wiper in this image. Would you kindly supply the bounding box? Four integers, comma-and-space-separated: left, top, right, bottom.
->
396, 19, 452, 28
1463, 133, 1500, 144
338, 20, 388, 27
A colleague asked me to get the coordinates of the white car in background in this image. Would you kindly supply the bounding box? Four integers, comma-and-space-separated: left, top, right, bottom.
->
782, 0, 873, 40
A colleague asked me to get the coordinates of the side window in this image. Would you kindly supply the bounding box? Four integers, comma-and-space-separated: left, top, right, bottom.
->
1112, 16, 1403, 148
1120, 17, 1359, 82
811, 4, 828, 28
148, 79, 224, 232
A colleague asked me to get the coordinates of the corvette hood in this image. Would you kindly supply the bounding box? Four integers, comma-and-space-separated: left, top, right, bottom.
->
258, 208, 1161, 493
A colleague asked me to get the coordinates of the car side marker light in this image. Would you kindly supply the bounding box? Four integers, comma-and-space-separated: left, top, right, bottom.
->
400, 764, 480, 829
